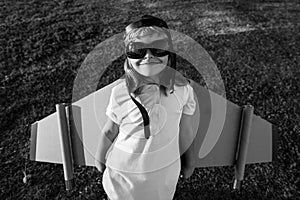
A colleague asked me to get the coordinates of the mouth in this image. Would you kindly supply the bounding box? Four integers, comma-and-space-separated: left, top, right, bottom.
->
140, 62, 161, 65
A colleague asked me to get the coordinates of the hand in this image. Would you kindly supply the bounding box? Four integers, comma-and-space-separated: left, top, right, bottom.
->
180, 166, 195, 179
95, 159, 106, 173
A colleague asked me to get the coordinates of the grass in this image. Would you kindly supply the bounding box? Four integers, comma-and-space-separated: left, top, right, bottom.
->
1, 0, 299, 199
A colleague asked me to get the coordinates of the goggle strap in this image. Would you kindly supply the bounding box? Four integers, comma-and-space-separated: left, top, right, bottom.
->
130, 94, 151, 139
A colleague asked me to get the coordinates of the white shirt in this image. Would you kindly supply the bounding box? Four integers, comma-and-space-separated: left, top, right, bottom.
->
105, 80, 196, 173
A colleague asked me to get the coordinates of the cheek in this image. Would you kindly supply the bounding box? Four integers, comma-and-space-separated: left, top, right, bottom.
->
128, 58, 139, 68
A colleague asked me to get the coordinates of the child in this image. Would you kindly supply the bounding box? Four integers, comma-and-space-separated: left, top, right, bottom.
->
95, 15, 197, 200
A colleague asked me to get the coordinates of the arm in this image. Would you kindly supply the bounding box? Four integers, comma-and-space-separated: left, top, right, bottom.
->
94, 117, 119, 173
179, 113, 196, 178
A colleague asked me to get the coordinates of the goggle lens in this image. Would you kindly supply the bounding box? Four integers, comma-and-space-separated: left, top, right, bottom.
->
126, 48, 169, 59
126, 39, 170, 59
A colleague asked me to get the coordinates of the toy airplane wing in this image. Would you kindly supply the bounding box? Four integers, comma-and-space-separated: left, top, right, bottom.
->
190, 82, 277, 167
30, 79, 123, 166
30, 79, 277, 167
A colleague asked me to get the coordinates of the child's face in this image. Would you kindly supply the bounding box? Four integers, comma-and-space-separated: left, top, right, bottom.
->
127, 33, 169, 77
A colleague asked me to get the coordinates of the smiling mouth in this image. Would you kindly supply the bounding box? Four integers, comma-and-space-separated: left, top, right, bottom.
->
140, 62, 160, 65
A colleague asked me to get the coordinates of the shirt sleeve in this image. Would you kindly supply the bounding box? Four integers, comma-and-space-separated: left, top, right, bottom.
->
182, 84, 196, 115
105, 87, 122, 125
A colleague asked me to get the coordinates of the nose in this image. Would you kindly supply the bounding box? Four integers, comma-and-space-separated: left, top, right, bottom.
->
144, 49, 154, 59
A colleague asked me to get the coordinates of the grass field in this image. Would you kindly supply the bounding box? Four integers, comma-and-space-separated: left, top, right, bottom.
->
1, 0, 299, 199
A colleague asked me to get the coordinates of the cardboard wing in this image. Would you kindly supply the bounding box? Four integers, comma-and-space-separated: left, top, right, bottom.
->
30, 79, 276, 166
29, 79, 277, 190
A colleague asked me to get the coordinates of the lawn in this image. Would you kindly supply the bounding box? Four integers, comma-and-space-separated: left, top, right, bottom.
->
0, 0, 299, 199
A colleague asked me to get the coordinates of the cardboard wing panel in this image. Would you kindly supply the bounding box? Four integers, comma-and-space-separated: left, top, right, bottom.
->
193, 83, 242, 167
193, 82, 275, 167
29, 80, 122, 166
69, 79, 123, 166
246, 115, 274, 164
30, 112, 63, 164
30, 79, 276, 167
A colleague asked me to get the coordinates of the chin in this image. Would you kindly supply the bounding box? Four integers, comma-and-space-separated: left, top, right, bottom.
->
138, 65, 166, 77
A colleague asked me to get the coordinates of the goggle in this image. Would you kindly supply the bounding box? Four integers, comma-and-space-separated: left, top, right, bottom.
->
125, 39, 170, 59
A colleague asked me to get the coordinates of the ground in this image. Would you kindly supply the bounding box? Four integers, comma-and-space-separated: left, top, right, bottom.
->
0, 0, 299, 199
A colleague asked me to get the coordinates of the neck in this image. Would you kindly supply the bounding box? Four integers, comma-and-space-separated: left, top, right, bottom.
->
148, 75, 159, 83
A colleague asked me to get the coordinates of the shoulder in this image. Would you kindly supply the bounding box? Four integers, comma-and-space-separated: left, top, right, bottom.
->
111, 79, 127, 93
110, 79, 130, 105
173, 82, 195, 104
173, 82, 193, 95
